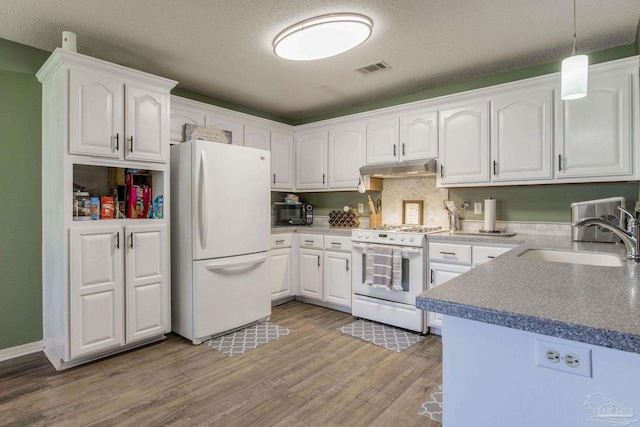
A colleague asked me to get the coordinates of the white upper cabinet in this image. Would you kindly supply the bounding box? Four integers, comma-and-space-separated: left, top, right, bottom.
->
68, 69, 170, 163
125, 84, 169, 163
271, 131, 295, 190
170, 102, 205, 143
399, 109, 438, 161
367, 108, 438, 164
295, 129, 328, 190
490, 85, 554, 182
439, 101, 490, 185
367, 116, 399, 164
205, 115, 244, 145
556, 68, 634, 179
328, 122, 366, 189
245, 125, 271, 150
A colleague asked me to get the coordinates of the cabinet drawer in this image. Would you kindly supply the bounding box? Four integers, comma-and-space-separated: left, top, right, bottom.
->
271, 233, 292, 249
323, 235, 353, 252
429, 242, 472, 265
299, 233, 323, 248
472, 245, 513, 266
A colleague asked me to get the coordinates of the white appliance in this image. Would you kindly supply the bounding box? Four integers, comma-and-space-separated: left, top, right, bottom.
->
171, 140, 271, 344
351, 225, 441, 333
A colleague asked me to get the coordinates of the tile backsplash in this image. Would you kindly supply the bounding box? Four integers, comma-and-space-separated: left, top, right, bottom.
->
381, 177, 449, 227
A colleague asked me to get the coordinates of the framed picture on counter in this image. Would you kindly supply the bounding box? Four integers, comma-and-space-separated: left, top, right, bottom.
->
402, 200, 423, 225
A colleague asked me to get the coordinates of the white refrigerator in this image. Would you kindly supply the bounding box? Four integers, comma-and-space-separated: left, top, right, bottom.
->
171, 140, 271, 344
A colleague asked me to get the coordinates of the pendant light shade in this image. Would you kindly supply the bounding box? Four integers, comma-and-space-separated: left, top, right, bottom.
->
561, 54, 588, 100
560, 0, 588, 100
273, 13, 372, 61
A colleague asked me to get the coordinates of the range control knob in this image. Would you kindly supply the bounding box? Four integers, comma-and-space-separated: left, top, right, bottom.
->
365, 233, 370, 239
400, 235, 406, 241
357, 232, 362, 238
410, 236, 415, 242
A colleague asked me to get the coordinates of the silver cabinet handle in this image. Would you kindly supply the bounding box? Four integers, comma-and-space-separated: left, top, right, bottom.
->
128, 233, 134, 249
440, 251, 457, 256
558, 155, 562, 172
114, 232, 120, 250
304, 240, 314, 244
345, 259, 349, 271
275, 239, 285, 245
273, 173, 276, 184
440, 165, 444, 178
317, 255, 321, 267
493, 160, 497, 176
330, 242, 341, 247
402, 143, 405, 157
128, 136, 134, 153
430, 268, 434, 284
393, 144, 397, 157
322, 173, 326, 185
114, 133, 119, 152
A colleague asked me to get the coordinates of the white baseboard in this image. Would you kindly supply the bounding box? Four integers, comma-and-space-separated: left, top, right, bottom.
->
0, 341, 44, 362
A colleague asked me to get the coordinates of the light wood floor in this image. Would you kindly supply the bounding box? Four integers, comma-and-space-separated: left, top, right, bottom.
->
0, 301, 442, 426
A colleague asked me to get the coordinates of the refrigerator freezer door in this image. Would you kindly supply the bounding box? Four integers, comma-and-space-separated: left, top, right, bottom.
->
193, 141, 271, 260
193, 253, 271, 341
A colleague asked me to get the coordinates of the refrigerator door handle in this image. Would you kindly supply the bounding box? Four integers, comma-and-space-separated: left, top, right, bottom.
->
199, 150, 209, 250
205, 254, 267, 271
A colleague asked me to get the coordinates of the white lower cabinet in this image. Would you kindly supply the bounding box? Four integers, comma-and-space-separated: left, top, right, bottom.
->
322, 234, 352, 308
428, 262, 471, 330
270, 234, 294, 301
427, 240, 515, 330
295, 233, 352, 312
299, 248, 323, 299
69, 224, 169, 359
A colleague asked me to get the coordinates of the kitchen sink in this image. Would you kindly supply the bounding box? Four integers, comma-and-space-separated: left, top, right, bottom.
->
518, 249, 623, 267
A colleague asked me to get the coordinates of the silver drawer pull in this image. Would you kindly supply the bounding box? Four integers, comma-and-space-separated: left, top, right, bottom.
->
331, 242, 341, 247
440, 251, 457, 256
487, 256, 496, 259
304, 240, 314, 244
275, 240, 285, 244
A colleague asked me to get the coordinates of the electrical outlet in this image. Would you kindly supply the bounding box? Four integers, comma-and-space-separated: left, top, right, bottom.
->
535, 339, 592, 377
358, 203, 364, 213
474, 202, 482, 214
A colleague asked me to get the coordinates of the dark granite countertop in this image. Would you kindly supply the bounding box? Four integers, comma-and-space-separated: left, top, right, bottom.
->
417, 237, 640, 353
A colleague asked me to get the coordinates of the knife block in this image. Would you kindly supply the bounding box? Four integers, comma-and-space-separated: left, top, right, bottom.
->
369, 213, 382, 228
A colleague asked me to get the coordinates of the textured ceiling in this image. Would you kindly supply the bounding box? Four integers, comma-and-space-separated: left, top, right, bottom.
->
0, 0, 638, 121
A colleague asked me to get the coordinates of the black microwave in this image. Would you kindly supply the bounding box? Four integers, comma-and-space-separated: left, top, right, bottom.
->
275, 203, 313, 226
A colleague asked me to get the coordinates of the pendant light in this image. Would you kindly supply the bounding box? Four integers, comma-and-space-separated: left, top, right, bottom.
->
273, 13, 373, 61
561, 0, 588, 100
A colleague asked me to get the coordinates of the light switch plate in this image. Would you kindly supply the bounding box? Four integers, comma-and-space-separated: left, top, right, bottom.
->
474, 203, 482, 214
358, 203, 364, 213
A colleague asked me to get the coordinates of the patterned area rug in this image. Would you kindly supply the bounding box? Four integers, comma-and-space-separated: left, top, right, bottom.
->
206, 322, 291, 357
337, 319, 425, 352
418, 385, 443, 423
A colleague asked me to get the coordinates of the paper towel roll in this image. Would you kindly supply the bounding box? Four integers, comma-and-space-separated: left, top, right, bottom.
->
62, 31, 77, 52
483, 198, 496, 232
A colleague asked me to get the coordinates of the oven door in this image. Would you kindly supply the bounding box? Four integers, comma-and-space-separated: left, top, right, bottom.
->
351, 242, 426, 305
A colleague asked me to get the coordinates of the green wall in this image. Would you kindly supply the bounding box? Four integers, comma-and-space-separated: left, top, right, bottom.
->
449, 182, 640, 223
0, 39, 49, 350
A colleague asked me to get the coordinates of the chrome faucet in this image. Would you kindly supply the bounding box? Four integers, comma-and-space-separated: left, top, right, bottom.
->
573, 207, 640, 262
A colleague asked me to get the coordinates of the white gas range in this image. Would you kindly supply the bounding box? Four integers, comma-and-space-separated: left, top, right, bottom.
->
350, 225, 442, 333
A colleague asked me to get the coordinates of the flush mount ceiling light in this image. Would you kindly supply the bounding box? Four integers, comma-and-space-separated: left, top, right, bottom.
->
273, 13, 373, 61
561, 0, 588, 100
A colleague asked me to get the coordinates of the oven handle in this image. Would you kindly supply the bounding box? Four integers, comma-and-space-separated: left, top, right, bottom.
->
352, 243, 423, 256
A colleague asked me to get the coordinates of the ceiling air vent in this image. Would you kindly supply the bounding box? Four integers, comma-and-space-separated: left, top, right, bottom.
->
355, 61, 390, 74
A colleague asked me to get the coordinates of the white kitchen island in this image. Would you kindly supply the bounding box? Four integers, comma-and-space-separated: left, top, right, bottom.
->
418, 237, 640, 427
